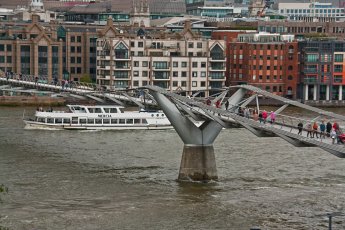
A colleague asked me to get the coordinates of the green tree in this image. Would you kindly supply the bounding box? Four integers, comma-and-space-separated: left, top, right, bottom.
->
80, 74, 93, 83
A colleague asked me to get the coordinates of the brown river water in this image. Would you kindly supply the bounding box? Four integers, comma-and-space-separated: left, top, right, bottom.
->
0, 106, 345, 229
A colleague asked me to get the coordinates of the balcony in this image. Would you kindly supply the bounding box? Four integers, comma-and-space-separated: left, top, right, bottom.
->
303, 69, 318, 74
153, 66, 170, 71
98, 65, 110, 70
114, 65, 131, 70
210, 56, 226, 62
114, 53, 130, 60
303, 77, 318, 84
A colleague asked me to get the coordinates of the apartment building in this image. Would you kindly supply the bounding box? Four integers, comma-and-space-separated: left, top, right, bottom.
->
96, 19, 226, 96
229, 32, 299, 99
0, 14, 99, 81
299, 39, 345, 101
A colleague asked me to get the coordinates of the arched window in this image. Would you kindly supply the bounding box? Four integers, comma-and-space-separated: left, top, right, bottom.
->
114, 42, 128, 59
288, 75, 293, 80
288, 65, 293, 70
210, 44, 224, 60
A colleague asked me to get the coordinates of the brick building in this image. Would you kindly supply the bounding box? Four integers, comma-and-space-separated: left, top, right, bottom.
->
228, 32, 299, 99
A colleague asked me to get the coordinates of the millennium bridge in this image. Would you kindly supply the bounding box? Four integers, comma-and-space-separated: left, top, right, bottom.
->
1, 72, 345, 182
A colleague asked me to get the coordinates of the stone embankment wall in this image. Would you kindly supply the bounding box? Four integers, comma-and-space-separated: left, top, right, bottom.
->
0, 96, 65, 106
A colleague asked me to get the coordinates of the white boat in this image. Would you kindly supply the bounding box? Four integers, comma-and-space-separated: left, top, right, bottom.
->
23, 105, 172, 130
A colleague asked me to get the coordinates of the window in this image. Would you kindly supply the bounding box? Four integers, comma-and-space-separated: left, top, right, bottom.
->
130, 41, 135, 47
7, 56, 11, 63
142, 61, 148, 67
133, 80, 139, 86
142, 71, 148, 77
181, 81, 187, 87
173, 62, 178, 67
6, 45, 11, 52
138, 42, 143, 47
77, 46, 81, 53
201, 62, 206, 68
288, 75, 293, 80
173, 71, 178, 77
335, 54, 343, 62
288, 65, 293, 70
201, 71, 206, 77
77, 36, 81, 43
173, 81, 178, 87
77, 57, 81, 64
192, 62, 198, 68
133, 71, 139, 76
71, 36, 75, 42
188, 42, 193, 48
197, 42, 202, 48
134, 61, 139, 67
192, 81, 197, 87
201, 81, 206, 87
71, 57, 75, 63
181, 71, 187, 77
192, 72, 197, 77
182, 62, 187, 67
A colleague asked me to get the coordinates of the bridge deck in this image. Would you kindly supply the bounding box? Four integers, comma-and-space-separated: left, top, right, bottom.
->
1, 73, 345, 158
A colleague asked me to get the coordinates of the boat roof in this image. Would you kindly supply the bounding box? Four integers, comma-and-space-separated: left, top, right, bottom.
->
67, 104, 125, 108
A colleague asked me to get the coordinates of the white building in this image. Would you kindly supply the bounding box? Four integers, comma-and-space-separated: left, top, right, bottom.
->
96, 19, 226, 96
278, 2, 345, 22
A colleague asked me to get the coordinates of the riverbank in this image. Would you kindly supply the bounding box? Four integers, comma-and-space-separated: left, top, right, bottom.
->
0, 96, 65, 106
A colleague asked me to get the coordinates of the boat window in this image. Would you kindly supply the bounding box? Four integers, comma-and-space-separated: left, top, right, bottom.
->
72, 117, 78, 124
63, 118, 70, 124
134, 119, 141, 124
38, 117, 45, 123
55, 118, 63, 124
161, 114, 165, 117
87, 119, 94, 124
103, 119, 110, 124
142, 119, 148, 124
88, 108, 95, 113
126, 119, 133, 124
95, 108, 102, 113
111, 119, 118, 124
119, 119, 125, 124
119, 108, 125, 113
80, 119, 87, 124
47, 118, 54, 124
104, 108, 110, 113
95, 119, 102, 124
72, 106, 87, 113
110, 108, 118, 113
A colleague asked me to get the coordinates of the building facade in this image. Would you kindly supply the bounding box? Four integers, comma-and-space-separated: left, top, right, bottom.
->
0, 15, 64, 80
0, 14, 99, 82
278, 2, 345, 22
96, 19, 226, 96
228, 32, 299, 99
299, 39, 345, 101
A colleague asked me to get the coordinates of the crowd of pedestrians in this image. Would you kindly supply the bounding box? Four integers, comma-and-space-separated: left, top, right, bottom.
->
297, 120, 343, 144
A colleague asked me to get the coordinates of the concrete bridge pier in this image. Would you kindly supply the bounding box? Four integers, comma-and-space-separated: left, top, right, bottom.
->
151, 92, 223, 182
179, 144, 217, 181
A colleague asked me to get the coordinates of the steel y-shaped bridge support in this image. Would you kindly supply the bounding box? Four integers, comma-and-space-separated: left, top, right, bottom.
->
152, 91, 222, 181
